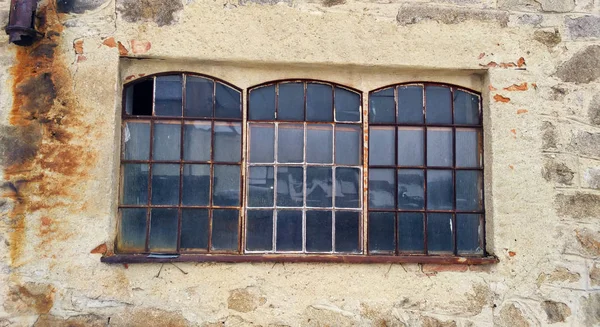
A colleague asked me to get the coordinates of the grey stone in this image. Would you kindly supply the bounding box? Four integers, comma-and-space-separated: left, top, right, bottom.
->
541, 121, 557, 150
542, 159, 574, 185
555, 45, 600, 84
117, 0, 184, 26
499, 0, 574, 12
570, 131, 600, 157
516, 14, 543, 25
541, 301, 571, 323
566, 15, 600, 39
584, 168, 600, 189
533, 29, 561, 48
56, 0, 108, 13
396, 4, 509, 27
581, 293, 600, 326
589, 93, 600, 126
556, 192, 600, 219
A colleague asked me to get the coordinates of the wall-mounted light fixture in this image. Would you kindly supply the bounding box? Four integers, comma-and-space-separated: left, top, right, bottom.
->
5, 0, 39, 46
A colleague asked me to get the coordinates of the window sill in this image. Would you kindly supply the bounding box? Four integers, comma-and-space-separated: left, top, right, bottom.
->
101, 253, 498, 265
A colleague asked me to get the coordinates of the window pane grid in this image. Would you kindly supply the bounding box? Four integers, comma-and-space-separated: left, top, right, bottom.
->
367, 83, 484, 257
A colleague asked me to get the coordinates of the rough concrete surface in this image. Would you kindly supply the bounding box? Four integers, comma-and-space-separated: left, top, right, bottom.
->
0, 0, 600, 325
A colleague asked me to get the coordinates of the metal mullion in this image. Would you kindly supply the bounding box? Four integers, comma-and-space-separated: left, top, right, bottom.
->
422, 83, 429, 255
331, 122, 336, 253
451, 87, 458, 256
273, 123, 279, 253
127, 115, 242, 122
394, 86, 399, 255
175, 75, 187, 254
302, 122, 308, 253
144, 76, 157, 253
240, 88, 248, 254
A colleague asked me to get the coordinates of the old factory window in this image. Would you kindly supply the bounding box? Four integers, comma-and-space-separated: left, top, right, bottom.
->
114, 74, 490, 264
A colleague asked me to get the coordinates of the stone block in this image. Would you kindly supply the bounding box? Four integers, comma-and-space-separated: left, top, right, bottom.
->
555, 45, 600, 84
579, 157, 600, 190
542, 154, 578, 187
566, 15, 600, 39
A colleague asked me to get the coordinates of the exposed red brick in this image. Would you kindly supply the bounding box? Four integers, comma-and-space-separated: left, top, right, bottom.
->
489, 85, 498, 91
124, 75, 136, 81
508, 251, 516, 257
517, 109, 529, 114
76, 55, 87, 63
90, 243, 107, 255
478, 52, 485, 59
494, 94, 511, 103
102, 37, 117, 48
117, 41, 129, 56
504, 83, 528, 91
517, 57, 526, 67
510, 129, 517, 137
73, 39, 83, 54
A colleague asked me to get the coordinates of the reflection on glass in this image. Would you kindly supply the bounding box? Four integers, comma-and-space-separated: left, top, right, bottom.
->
369, 88, 395, 123
397, 127, 424, 166
456, 129, 480, 167
211, 209, 239, 251
335, 125, 361, 165
155, 76, 182, 116
277, 124, 304, 163
306, 211, 332, 252
398, 85, 423, 123
122, 164, 148, 205
306, 83, 333, 122
215, 82, 241, 119
454, 90, 480, 125
368, 169, 395, 209
368, 212, 395, 253
124, 122, 150, 160
427, 213, 453, 253
276, 210, 302, 251
397, 169, 424, 210
214, 122, 241, 162
369, 126, 395, 165
182, 164, 210, 206
335, 168, 360, 208
306, 124, 333, 164
149, 208, 178, 252
306, 167, 332, 207
427, 128, 453, 167
246, 210, 273, 251
248, 166, 274, 207
425, 85, 451, 124
184, 121, 211, 161
278, 83, 304, 121
185, 76, 213, 117
277, 166, 303, 207
398, 212, 424, 253
212, 165, 240, 206
153, 123, 181, 161
335, 211, 360, 253
119, 208, 147, 252
181, 209, 209, 250
151, 164, 180, 205
427, 170, 453, 210
456, 170, 482, 211
249, 123, 274, 163
335, 87, 360, 122
457, 214, 482, 254
249, 85, 276, 120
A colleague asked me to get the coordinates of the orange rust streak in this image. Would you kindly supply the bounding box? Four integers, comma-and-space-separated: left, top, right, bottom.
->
493, 94, 511, 103
504, 83, 528, 91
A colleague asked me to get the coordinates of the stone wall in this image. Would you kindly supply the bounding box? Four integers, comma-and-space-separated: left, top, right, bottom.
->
0, 0, 599, 325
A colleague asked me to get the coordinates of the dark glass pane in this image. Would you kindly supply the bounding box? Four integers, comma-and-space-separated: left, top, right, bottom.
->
212, 165, 240, 206
277, 124, 304, 163
427, 170, 453, 210
425, 85, 451, 124
155, 76, 182, 116
457, 214, 483, 254
119, 208, 147, 252
277, 166, 303, 207
306, 124, 333, 164
427, 213, 453, 253
248, 166, 274, 207
181, 209, 209, 250
397, 127, 424, 166
124, 122, 150, 160
246, 210, 273, 251
398, 212, 424, 253
306, 211, 332, 252
454, 90, 480, 125
153, 123, 181, 161
456, 170, 482, 211
151, 164, 180, 205
185, 76, 213, 118
249, 123, 274, 163
335, 211, 360, 253
182, 164, 210, 206
278, 83, 304, 121
397, 85, 423, 124
125, 79, 153, 116
183, 121, 211, 162
335, 125, 361, 165
427, 128, 453, 167
276, 210, 302, 251
211, 209, 239, 251
368, 169, 395, 209
369, 88, 395, 123
335, 168, 360, 208
335, 87, 360, 122
368, 212, 395, 254
149, 208, 178, 253
369, 126, 395, 165
122, 164, 149, 205
397, 169, 424, 210
306, 83, 333, 122
215, 82, 241, 119
249, 85, 276, 120
456, 129, 481, 168
306, 167, 332, 207
214, 122, 242, 162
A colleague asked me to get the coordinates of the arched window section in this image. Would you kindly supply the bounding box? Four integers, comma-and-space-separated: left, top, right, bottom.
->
118, 73, 243, 254
246, 80, 363, 254
368, 83, 485, 256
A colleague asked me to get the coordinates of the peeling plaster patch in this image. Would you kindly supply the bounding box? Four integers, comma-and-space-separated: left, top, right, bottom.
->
33, 314, 105, 327
555, 45, 600, 84
494, 303, 531, 327
396, 4, 509, 27
533, 29, 561, 48
542, 159, 574, 185
566, 16, 600, 39
581, 293, 600, 326
589, 93, 600, 126
556, 192, 600, 218
56, 0, 108, 13
541, 301, 571, 323
117, 0, 184, 26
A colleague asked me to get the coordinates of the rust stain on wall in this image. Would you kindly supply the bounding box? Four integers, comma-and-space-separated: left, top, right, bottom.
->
5, 282, 55, 314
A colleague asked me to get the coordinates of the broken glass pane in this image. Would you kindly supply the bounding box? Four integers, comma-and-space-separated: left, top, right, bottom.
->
125, 79, 153, 116
155, 75, 183, 117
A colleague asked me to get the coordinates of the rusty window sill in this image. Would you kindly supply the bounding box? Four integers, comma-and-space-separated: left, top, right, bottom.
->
101, 254, 498, 265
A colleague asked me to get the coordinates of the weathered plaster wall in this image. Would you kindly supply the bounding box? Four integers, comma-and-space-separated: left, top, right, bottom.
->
0, 0, 599, 325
